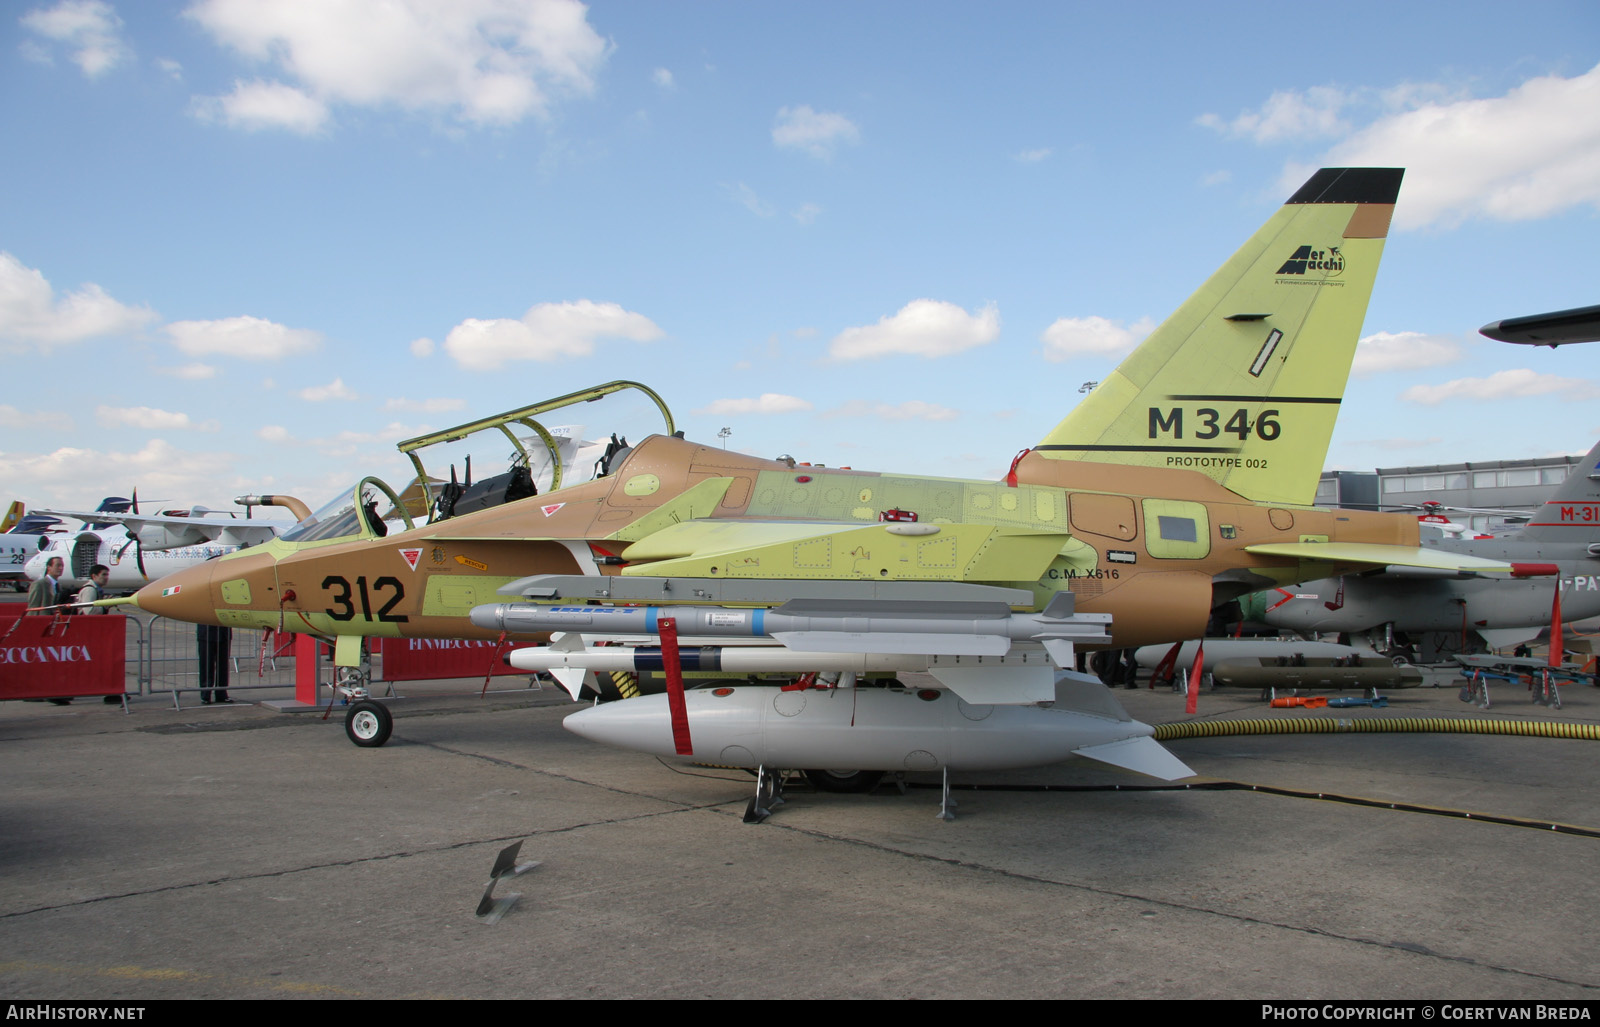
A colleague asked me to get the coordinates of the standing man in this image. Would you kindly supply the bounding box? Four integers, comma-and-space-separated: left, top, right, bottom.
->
26, 556, 64, 612
197, 624, 234, 705
75, 564, 109, 611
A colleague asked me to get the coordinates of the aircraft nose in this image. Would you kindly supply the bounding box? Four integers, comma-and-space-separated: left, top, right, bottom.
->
132, 561, 222, 625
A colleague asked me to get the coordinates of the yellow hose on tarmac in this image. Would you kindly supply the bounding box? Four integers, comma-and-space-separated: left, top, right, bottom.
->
1153, 717, 1600, 742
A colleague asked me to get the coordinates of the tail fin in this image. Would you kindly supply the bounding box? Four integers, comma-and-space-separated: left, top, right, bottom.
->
1034, 167, 1403, 506
0, 501, 21, 534
1512, 439, 1600, 542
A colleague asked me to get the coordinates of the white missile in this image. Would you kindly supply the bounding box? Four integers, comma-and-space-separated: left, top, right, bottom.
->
563, 672, 1195, 780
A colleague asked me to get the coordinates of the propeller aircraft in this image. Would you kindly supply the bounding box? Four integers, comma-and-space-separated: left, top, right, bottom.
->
23, 495, 306, 595
119, 167, 1524, 810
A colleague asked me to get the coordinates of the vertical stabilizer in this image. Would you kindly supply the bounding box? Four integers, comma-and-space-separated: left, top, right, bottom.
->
1512, 439, 1600, 542
1035, 167, 1403, 506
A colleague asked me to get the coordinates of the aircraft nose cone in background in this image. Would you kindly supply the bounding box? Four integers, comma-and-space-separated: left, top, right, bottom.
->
22, 551, 49, 581
132, 560, 224, 625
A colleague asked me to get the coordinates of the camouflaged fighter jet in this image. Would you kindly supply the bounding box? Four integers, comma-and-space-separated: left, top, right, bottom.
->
1240, 438, 1600, 659
117, 167, 1514, 785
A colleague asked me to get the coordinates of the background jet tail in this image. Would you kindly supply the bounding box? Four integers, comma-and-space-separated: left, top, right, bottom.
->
1511, 438, 1600, 542
1033, 167, 1403, 506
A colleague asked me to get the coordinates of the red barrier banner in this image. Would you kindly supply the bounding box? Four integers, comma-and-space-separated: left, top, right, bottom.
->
0, 614, 128, 699
380, 637, 520, 682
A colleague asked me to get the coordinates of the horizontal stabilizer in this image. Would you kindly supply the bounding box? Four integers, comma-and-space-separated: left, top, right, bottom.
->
931, 665, 1055, 705
1244, 542, 1510, 574
1052, 670, 1134, 722
1073, 736, 1195, 781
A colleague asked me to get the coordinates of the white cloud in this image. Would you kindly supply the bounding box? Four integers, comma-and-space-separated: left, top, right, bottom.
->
409, 336, 435, 357
95, 405, 211, 431
693, 394, 813, 416
1197, 86, 1353, 142
828, 300, 1000, 361
773, 104, 860, 159
195, 79, 330, 134
727, 182, 774, 217
0, 439, 239, 509
257, 424, 290, 442
164, 315, 321, 360
0, 252, 157, 347
298, 377, 357, 402
1318, 63, 1600, 228
652, 67, 674, 89
1040, 315, 1155, 362
156, 57, 183, 81
792, 203, 822, 225
20, 0, 129, 78
0, 405, 73, 431
187, 0, 610, 130
158, 362, 219, 380
1351, 331, 1464, 376
1013, 148, 1051, 163
325, 422, 428, 446
384, 396, 465, 413
825, 400, 959, 422
443, 299, 662, 370
1400, 369, 1600, 405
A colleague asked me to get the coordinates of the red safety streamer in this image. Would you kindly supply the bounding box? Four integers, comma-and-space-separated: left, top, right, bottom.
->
658, 616, 694, 756
1185, 641, 1203, 715
482, 631, 508, 697
1005, 448, 1030, 488
1151, 642, 1182, 690
1550, 582, 1565, 669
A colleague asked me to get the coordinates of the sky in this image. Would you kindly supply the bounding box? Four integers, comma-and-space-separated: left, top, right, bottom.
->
2, 0, 1597, 516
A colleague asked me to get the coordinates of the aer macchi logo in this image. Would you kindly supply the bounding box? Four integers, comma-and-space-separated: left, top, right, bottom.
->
1275, 245, 1344, 277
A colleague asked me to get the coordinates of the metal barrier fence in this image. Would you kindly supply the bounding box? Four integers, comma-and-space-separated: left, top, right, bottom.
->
130, 616, 546, 709
139, 615, 317, 709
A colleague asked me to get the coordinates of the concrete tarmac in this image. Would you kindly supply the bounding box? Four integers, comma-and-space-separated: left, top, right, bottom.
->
2, 664, 1600, 1000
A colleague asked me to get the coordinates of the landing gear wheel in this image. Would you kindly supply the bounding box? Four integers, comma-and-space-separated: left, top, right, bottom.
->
803, 769, 885, 794
345, 700, 392, 748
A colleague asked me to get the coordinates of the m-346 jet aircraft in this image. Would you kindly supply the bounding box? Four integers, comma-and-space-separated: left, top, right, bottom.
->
122, 167, 1521, 809
1240, 439, 1600, 657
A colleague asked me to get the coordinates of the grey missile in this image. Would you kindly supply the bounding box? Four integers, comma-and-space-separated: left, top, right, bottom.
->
562, 672, 1195, 780
507, 641, 1060, 702
470, 592, 1109, 658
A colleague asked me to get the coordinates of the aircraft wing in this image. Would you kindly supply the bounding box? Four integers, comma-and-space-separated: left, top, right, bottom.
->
1244, 541, 1512, 574
35, 509, 288, 550
1479, 303, 1600, 347
612, 519, 1072, 584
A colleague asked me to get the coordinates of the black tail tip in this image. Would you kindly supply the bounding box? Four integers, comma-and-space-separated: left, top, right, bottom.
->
1288, 168, 1404, 205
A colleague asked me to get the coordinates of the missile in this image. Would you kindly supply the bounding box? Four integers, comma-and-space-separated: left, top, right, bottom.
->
506, 643, 1057, 676
562, 672, 1195, 780
470, 592, 1109, 660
